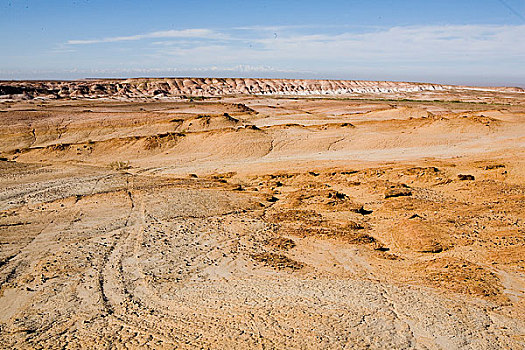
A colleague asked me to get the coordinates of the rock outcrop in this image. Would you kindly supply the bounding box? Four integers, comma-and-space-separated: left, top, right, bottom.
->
1, 77, 522, 99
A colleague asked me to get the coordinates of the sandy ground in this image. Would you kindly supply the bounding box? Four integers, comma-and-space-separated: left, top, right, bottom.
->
0, 91, 524, 349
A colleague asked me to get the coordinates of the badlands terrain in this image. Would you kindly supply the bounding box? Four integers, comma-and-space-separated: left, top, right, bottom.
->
0, 78, 524, 349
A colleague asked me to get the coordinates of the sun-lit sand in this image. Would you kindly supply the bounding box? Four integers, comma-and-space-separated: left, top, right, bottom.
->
0, 79, 524, 348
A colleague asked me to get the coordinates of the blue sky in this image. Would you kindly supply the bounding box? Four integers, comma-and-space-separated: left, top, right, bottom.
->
1, 0, 524, 85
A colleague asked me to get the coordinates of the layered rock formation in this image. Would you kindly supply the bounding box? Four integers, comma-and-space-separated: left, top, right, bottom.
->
1, 78, 523, 99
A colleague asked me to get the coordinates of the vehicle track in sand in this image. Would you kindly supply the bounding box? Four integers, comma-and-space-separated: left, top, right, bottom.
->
0, 94, 524, 348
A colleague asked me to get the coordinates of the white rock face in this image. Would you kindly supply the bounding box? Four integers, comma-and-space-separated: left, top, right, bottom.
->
0, 78, 522, 99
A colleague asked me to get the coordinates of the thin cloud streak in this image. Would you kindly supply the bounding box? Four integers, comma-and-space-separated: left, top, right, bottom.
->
67, 28, 226, 45
44, 24, 525, 84
251, 24, 525, 59
143, 24, 525, 65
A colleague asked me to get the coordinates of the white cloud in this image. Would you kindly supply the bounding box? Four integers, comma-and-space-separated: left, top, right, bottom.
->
41, 24, 525, 83
135, 25, 522, 72
250, 24, 525, 62
67, 28, 226, 45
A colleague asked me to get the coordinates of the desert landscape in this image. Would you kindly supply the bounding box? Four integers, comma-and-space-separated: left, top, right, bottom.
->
0, 78, 524, 349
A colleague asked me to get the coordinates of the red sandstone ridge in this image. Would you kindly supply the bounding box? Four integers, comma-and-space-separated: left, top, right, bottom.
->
1, 78, 523, 100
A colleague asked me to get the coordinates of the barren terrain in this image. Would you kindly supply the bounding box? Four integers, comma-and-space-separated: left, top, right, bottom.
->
0, 79, 524, 349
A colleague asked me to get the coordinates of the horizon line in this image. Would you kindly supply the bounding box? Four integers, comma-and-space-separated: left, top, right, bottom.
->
1, 76, 524, 89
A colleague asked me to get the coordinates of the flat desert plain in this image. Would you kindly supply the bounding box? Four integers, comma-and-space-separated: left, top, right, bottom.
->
0, 79, 524, 349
